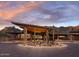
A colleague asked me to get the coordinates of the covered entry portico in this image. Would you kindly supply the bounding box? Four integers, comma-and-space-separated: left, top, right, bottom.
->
12, 22, 50, 44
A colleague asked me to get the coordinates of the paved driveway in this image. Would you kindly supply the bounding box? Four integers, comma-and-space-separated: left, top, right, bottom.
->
0, 42, 79, 57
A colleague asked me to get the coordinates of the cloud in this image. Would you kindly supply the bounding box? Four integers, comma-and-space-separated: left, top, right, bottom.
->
0, 2, 9, 8
35, 7, 64, 22
0, 1, 79, 27
0, 17, 13, 26
0, 2, 45, 20
37, 4, 79, 23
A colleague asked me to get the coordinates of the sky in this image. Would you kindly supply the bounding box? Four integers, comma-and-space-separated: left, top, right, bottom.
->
0, 1, 79, 29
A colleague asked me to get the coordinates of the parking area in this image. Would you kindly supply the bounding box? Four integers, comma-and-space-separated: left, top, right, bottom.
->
0, 41, 79, 57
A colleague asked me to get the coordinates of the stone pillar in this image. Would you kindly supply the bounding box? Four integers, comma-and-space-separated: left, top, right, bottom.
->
23, 27, 27, 45
46, 30, 49, 44
57, 29, 59, 40
34, 32, 36, 40
52, 29, 55, 41
43, 34, 46, 41
70, 35, 73, 41
33, 32, 36, 45
24, 27, 27, 40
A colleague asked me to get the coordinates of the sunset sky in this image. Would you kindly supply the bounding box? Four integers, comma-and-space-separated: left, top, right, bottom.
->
0, 1, 79, 29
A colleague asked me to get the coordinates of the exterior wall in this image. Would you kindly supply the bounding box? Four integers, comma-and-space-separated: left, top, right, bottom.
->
20, 34, 31, 40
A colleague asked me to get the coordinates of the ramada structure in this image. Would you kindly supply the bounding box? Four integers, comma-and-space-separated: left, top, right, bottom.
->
12, 22, 51, 43
12, 22, 79, 43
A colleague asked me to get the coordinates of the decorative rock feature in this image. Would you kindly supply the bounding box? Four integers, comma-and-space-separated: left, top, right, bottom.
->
18, 43, 68, 48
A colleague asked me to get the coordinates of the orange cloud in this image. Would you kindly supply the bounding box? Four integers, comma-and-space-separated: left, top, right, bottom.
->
0, 2, 8, 8
0, 2, 45, 20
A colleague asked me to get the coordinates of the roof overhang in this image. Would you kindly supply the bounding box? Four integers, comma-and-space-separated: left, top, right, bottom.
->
12, 22, 49, 33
